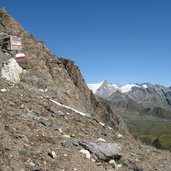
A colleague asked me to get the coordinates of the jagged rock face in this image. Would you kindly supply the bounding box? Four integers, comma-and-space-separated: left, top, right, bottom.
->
0, 8, 123, 130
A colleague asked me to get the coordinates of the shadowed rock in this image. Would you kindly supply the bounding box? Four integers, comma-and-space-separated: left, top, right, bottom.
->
79, 141, 122, 161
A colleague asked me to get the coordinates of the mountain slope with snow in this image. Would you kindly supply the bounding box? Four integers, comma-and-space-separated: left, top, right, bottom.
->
88, 80, 143, 94
87, 81, 105, 94
88, 81, 171, 119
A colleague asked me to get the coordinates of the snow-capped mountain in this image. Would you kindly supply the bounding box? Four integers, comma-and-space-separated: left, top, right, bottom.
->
88, 80, 147, 98
88, 80, 171, 119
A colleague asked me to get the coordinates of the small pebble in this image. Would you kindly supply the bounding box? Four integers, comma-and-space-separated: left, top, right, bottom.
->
62, 134, 70, 138
97, 138, 106, 142
1, 89, 7, 92
29, 162, 36, 167
48, 151, 57, 159
109, 159, 116, 165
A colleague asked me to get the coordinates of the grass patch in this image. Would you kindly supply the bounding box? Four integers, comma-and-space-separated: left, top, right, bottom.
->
126, 120, 171, 136
158, 135, 171, 151
116, 158, 128, 167
139, 135, 158, 146
118, 118, 171, 151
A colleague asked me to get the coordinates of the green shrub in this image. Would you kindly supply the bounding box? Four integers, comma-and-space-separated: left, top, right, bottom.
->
116, 158, 128, 167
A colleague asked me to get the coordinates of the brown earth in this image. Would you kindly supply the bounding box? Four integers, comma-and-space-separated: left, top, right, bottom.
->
0, 78, 171, 171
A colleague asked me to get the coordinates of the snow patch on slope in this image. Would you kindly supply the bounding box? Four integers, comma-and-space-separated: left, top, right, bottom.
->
142, 84, 148, 89
50, 99, 90, 117
119, 84, 140, 93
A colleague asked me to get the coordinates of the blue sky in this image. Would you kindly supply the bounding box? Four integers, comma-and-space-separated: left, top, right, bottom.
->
1, 0, 171, 86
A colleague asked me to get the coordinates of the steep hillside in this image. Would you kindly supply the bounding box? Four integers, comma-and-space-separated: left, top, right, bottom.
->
0, 78, 170, 170
0, 8, 122, 130
0, 8, 171, 171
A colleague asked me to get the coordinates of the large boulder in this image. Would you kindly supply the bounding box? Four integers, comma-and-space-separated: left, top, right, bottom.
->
79, 141, 122, 161
1, 58, 23, 83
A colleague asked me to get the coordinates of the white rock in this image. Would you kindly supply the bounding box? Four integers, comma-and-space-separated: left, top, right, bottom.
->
91, 158, 96, 163
29, 162, 36, 167
116, 164, 122, 168
79, 149, 91, 159
99, 122, 105, 126
97, 138, 106, 142
117, 133, 123, 138
62, 134, 70, 138
1, 59, 22, 83
0, 89, 7, 92
71, 134, 75, 137
39, 88, 48, 92
109, 159, 116, 165
48, 151, 57, 158
52, 151, 57, 158
58, 128, 63, 133
107, 126, 113, 130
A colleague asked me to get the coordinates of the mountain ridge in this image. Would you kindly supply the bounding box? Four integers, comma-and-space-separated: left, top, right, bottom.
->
88, 80, 171, 119
88, 80, 170, 94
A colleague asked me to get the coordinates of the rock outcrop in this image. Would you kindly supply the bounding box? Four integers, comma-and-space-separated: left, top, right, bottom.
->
1, 58, 23, 83
79, 142, 122, 161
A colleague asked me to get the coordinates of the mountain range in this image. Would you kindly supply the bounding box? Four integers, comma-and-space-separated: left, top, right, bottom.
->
88, 80, 171, 119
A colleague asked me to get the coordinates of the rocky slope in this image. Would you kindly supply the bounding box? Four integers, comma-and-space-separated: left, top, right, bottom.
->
88, 81, 171, 119
1, 78, 171, 171
0, 8, 121, 129
0, 8, 171, 171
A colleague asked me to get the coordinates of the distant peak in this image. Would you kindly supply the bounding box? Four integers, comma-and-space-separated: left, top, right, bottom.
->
87, 81, 105, 93
102, 80, 111, 85
88, 81, 142, 94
